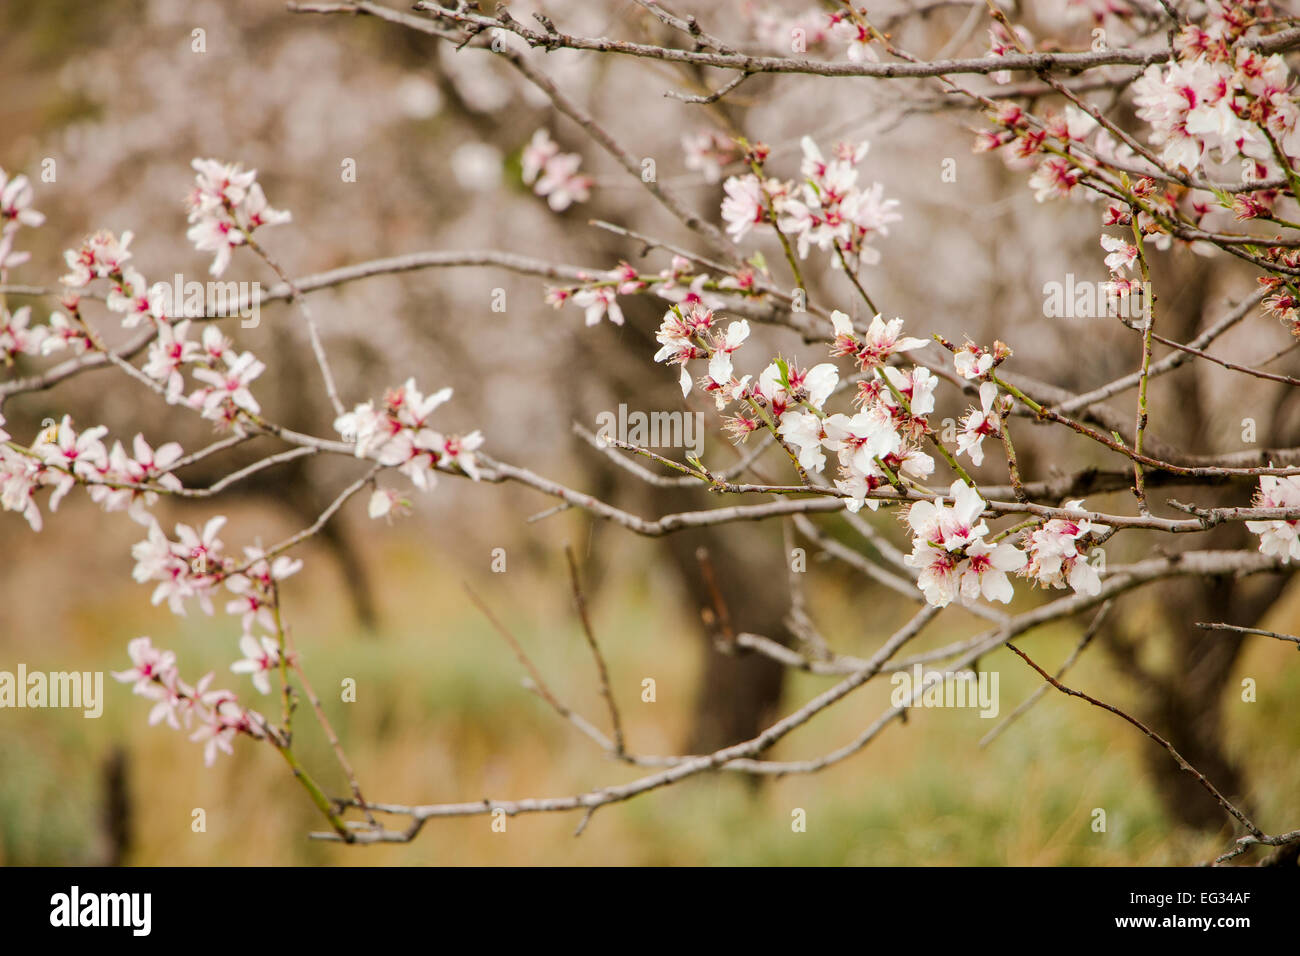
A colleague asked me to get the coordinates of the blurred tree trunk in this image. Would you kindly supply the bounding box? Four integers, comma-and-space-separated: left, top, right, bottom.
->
97, 746, 131, 866
652, 486, 791, 754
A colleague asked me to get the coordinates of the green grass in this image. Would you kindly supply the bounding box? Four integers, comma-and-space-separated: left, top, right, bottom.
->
2, 530, 1296, 866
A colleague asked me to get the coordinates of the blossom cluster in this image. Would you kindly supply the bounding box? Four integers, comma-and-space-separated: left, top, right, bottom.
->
112, 636, 265, 766
0, 412, 182, 532
128, 512, 305, 697
185, 158, 291, 276
652, 301, 936, 512
334, 377, 485, 500
721, 137, 901, 272
649, 293, 1121, 609
1020, 502, 1107, 596
1132, 34, 1300, 176
49, 226, 271, 427
904, 481, 1026, 607
978, 3, 1300, 218
0, 167, 44, 274
521, 129, 592, 212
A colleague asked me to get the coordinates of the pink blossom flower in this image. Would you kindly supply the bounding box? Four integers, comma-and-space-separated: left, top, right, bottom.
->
88, 433, 184, 521
39, 311, 91, 356
905, 481, 1024, 607
853, 313, 927, 369
0, 227, 31, 272
231, 634, 282, 695
831, 17, 875, 62
143, 320, 201, 400
0, 445, 43, 531
105, 267, 158, 327
60, 230, 133, 287
534, 152, 592, 211
368, 487, 411, 521
959, 537, 1028, 604
706, 320, 750, 386
721, 174, 769, 242
1020, 500, 1107, 594
954, 343, 994, 380
34, 415, 109, 511
755, 359, 839, 416
132, 516, 227, 615
185, 159, 290, 276
881, 366, 937, 417
956, 382, 1002, 467
772, 410, 825, 473
572, 286, 624, 326
823, 404, 900, 475
521, 133, 592, 211
1028, 157, 1083, 202
112, 636, 179, 696
185, 216, 243, 278
0, 305, 48, 361
190, 350, 266, 420
1246, 475, 1300, 561
1100, 234, 1138, 274
521, 129, 561, 185
0, 169, 43, 230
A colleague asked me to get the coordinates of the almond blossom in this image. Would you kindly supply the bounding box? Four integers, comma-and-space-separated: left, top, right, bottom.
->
189, 350, 267, 422
774, 137, 900, 270
0, 167, 43, 274
85, 434, 184, 522
1100, 234, 1138, 274
231, 634, 282, 695
1246, 475, 1300, 561
367, 487, 412, 521
778, 410, 829, 473
334, 379, 484, 490
131, 516, 229, 615
0, 168, 43, 231
33, 415, 109, 511
955, 382, 1002, 467
1027, 157, 1084, 202
831, 311, 927, 370
706, 320, 751, 387
954, 342, 994, 380
534, 153, 592, 211
721, 174, 770, 242
185, 159, 291, 276
1019, 501, 1107, 595
0, 428, 43, 531
521, 129, 592, 211
755, 359, 839, 415
143, 319, 202, 400
60, 230, 133, 288
0, 305, 47, 362
572, 285, 624, 327
39, 311, 91, 356
830, 15, 875, 63
904, 481, 1027, 607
